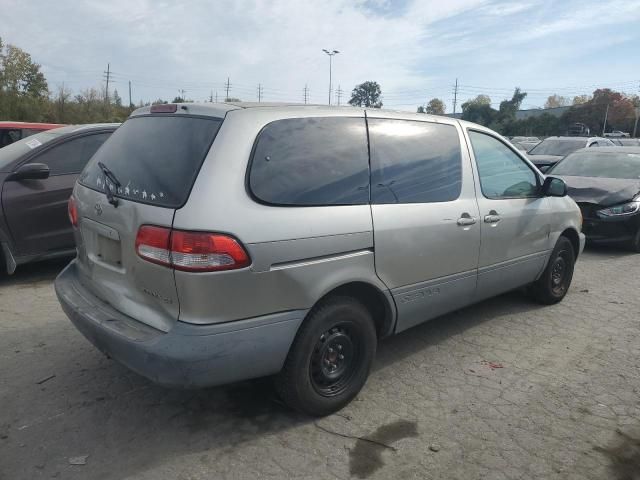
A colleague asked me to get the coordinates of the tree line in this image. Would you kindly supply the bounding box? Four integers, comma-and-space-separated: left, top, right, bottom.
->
455, 88, 639, 137
1, 37, 637, 137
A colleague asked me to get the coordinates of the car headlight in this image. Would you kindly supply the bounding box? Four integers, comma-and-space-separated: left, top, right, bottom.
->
597, 200, 640, 217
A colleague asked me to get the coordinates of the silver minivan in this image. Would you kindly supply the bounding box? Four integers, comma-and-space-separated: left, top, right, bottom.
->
56, 103, 585, 416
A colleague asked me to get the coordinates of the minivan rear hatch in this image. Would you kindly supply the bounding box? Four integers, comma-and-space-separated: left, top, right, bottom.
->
72, 111, 223, 332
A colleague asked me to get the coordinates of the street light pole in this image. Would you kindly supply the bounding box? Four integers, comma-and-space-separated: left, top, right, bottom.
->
322, 49, 339, 105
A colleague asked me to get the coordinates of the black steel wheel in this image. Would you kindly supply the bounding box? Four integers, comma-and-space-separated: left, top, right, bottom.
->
275, 296, 377, 416
309, 323, 362, 397
531, 236, 575, 305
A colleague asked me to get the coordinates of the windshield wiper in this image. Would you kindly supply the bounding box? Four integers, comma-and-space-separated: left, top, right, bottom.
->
97, 162, 121, 207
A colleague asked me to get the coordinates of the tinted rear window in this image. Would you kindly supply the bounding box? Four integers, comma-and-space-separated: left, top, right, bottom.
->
79, 115, 221, 208
249, 117, 369, 205
368, 119, 462, 204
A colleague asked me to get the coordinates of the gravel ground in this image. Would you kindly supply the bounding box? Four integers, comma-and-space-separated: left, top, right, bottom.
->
1, 247, 639, 480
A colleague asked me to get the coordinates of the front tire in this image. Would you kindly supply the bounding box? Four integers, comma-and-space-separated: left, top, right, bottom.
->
530, 236, 575, 305
275, 296, 377, 416
629, 228, 640, 253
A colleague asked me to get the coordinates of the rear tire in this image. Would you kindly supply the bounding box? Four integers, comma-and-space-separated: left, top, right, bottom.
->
530, 236, 575, 305
275, 296, 377, 416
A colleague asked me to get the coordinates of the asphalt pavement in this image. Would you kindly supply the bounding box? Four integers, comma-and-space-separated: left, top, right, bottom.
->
1, 247, 639, 480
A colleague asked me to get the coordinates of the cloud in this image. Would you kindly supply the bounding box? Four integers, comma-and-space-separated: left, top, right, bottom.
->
0, 0, 638, 110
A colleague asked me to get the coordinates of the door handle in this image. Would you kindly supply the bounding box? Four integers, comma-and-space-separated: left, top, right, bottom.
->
457, 215, 477, 226
484, 214, 501, 223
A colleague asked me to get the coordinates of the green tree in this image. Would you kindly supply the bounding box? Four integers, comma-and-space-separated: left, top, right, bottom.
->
417, 106, 425, 113
225, 97, 241, 102
348, 81, 382, 108
53, 84, 72, 123
463, 94, 491, 107
426, 98, 445, 115
113, 89, 122, 107
461, 95, 495, 125
492, 88, 527, 134
0, 38, 49, 120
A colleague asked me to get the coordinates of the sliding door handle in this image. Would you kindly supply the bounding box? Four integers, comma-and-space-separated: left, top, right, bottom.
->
457, 216, 477, 226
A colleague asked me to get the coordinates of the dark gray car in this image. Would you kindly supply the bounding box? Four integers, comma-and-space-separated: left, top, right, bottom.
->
0, 124, 118, 274
527, 136, 614, 171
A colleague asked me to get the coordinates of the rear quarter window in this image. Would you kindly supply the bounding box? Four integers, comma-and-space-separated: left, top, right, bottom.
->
248, 117, 370, 206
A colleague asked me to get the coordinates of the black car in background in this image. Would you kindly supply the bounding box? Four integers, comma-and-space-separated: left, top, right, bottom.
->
0, 124, 118, 274
548, 147, 640, 251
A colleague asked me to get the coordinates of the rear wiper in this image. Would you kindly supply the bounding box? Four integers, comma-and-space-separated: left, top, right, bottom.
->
97, 162, 121, 207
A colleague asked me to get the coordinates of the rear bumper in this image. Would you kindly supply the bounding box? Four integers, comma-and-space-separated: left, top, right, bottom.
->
55, 261, 306, 388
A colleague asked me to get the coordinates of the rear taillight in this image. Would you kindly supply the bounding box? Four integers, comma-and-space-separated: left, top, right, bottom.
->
135, 226, 250, 272
68, 196, 78, 227
135, 225, 172, 267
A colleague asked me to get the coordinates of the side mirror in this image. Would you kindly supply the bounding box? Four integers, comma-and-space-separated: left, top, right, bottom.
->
542, 176, 567, 197
10, 163, 50, 181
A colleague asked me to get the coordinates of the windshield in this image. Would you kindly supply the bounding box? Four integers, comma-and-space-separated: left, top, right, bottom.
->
79, 115, 222, 208
528, 139, 586, 156
549, 151, 640, 179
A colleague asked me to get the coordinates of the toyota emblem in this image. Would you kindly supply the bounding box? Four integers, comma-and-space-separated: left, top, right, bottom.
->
94, 203, 103, 216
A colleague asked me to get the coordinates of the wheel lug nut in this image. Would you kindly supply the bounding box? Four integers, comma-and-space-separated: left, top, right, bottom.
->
324, 359, 330, 365
328, 348, 334, 353
339, 354, 344, 360
337, 345, 342, 351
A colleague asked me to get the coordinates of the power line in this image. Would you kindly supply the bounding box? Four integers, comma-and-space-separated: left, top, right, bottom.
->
336, 85, 343, 106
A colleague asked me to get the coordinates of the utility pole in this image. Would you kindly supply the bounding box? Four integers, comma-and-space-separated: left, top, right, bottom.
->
178, 89, 186, 101
303, 84, 309, 104
452, 78, 459, 115
225, 77, 231, 101
634, 81, 640, 138
128, 80, 132, 110
336, 85, 343, 106
257, 83, 263, 102
215, 90, 218, 103
60, 81, 65, 122
602, 103, 609, 136
209, 90, 213, 102
103, 63, 112, 106
322, 49, 339, 105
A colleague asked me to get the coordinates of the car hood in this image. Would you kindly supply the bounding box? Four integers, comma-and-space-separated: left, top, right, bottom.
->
527, 154, 563, 164
556, 175, 640, 207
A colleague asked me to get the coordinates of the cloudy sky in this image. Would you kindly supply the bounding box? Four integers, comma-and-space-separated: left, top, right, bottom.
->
2, 0, 639, 111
